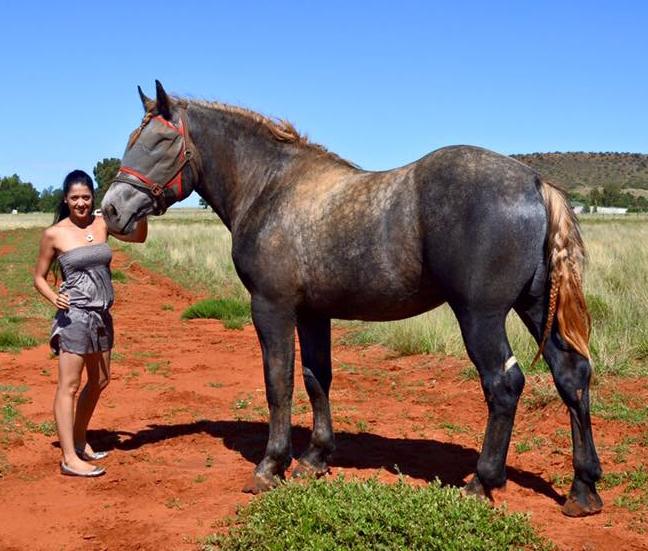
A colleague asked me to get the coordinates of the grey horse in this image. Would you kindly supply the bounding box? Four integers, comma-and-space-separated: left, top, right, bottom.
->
102, 81, 602, 517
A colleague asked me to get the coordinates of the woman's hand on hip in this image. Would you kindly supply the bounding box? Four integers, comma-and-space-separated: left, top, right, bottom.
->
55, 292, 70, 310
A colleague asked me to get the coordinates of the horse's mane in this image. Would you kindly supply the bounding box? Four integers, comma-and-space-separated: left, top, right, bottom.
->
176, 97, 358, 169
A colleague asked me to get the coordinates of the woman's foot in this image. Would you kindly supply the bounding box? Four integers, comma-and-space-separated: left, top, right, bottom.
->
74, 442, 109, 461
60, 455, 105, 477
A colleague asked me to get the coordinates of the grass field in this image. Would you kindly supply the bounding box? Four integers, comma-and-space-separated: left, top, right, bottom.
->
0, 227, 53, 351
0, 213, 52, 229
121, 210, 648, 377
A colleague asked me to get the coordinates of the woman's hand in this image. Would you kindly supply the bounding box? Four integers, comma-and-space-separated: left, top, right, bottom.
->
101, 215, 148, 243
54, 292, 70, 310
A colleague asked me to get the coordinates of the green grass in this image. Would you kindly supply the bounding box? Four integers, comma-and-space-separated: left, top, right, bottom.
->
0, 330, 39, 352
515, 436, 545, 454
25, 419, 57, 437
145, 360, 171, 376
118, 219, 249, 303
0, 385, 52, 446
111, 269, 128, 283
0, 227, 53, 348
203, 476, 551, 551
182, 297, 251, 330
599, 465, 648, 512
0, 385, 29, 393
591, 392, 648, 424
232, 395, 252, 412
0, 212, 52, 229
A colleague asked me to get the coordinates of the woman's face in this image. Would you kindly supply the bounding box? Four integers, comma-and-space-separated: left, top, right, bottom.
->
65, 183, 94, 219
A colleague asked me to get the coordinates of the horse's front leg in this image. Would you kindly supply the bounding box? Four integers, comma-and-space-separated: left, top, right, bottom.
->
292, 312, 335, 478
455, 310, 525, 498
242, 295, 296, 494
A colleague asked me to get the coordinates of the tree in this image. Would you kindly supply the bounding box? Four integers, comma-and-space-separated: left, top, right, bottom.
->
93, 158, 121, 206
0, 174, 40, 213
38, 186, 64, 212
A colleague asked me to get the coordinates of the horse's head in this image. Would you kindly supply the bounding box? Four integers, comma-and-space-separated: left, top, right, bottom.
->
101, 80, 200, 234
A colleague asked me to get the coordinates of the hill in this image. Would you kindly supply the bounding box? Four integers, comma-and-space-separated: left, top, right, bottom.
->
510, 152, 648, 192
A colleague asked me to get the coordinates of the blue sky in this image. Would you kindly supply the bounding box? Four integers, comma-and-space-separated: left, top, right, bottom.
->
1, 1, 647, 207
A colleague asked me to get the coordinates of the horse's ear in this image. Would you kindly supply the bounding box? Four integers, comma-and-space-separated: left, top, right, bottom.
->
138, 85, 154, 112
155, 80, 172, 120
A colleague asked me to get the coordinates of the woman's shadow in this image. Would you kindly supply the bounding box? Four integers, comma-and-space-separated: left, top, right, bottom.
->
88, 419, 565, 504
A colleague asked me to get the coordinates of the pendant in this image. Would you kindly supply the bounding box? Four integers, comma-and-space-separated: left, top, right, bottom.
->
86, 234, 94, 242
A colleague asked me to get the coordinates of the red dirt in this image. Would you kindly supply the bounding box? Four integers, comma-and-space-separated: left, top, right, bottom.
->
0, 244, 16, 257
1, 251, 647, 550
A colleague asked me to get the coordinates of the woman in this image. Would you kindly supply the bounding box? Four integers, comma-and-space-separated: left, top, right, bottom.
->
34, 170, 147, 477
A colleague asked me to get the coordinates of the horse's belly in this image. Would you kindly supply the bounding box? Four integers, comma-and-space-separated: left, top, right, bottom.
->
306, 285, 447, 322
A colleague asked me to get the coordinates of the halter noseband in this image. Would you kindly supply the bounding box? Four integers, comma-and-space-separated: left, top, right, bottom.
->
113, 109, 200, 215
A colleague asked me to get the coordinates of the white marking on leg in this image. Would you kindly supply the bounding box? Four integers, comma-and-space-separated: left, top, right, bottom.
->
504, 356, 517, 371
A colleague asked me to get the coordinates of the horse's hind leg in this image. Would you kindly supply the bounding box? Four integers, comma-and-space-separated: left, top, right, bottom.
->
292, 312, 335, 477
515, 295, 602, 517
454, 308, 525, 497
242, 295, 296, 494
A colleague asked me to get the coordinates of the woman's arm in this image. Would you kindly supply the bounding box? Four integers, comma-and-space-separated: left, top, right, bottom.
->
33, 228, 69, 309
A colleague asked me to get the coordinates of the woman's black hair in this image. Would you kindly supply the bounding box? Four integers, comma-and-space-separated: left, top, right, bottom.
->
52, 169, 95, 225
50, 170, 96, 281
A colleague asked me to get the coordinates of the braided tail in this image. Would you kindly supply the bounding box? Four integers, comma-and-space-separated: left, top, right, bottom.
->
530, 180, 591, 368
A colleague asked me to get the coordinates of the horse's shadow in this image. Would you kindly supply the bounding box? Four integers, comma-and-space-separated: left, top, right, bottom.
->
88, 420, 564, 505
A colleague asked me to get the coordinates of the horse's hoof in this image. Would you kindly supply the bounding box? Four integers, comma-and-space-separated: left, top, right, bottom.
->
242, 473, 279, 494
462, 475, 493, 502
562, 491, 603, 517
291, 460, 330, 479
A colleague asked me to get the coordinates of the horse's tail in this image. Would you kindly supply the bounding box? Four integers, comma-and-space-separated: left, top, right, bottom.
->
530, 179, 591, 367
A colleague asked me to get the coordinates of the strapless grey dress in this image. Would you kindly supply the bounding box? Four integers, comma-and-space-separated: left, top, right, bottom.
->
50, 243, 115, 355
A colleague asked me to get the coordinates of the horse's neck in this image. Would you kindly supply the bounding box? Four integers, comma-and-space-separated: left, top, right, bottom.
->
189, 107, 299, 230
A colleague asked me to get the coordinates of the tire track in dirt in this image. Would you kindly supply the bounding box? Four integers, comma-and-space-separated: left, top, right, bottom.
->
0, 249, 646, 550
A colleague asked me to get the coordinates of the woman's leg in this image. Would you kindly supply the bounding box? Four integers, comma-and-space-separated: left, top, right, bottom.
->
74, 349, 111, 454
54, 351, 96, 471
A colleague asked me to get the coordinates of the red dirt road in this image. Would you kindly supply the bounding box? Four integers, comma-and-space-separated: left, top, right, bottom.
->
1, 251, 647, 550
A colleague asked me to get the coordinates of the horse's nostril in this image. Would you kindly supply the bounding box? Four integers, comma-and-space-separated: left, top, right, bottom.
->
107, 204, 118, 218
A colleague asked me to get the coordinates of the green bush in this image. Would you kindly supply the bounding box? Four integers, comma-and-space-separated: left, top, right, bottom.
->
0, 330, 38, 352
204, 477, 551, 551
182, 298, 251, 330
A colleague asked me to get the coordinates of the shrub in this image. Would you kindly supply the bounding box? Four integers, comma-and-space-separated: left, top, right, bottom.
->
203, 477, 551, 551
182, 298, 251, 330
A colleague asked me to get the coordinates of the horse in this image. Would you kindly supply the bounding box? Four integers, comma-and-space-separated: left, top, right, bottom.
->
101, 81, 602, 517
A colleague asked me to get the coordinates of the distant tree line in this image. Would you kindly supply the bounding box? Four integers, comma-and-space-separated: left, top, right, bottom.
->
0, 158, 121, 214
569, 185, 648, 213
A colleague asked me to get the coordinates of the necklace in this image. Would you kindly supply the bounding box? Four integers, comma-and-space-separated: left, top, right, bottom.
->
86, 233, 94, 242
